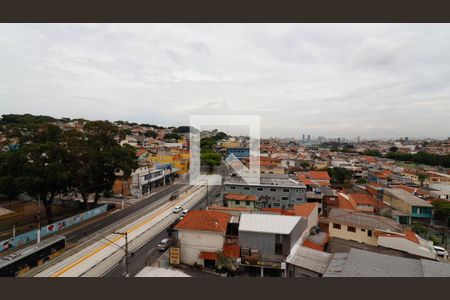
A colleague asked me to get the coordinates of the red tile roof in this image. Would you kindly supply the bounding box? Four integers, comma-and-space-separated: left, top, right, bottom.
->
293, 203, 318, 218
338, 194, 357, 211
308, 171, 331, 180
223, 244, 240, 258
404, 230, 419, 244
208, 206, 252, 212
175, 210, 230, 233
297, 174, 313, 185
198, 251, 218, 260
302, 239, 324, 251
349, 193, 376, 206
260, 207, 282, 214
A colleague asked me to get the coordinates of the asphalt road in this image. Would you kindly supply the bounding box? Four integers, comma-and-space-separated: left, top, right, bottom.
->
64, 177, 190, 243
104, 184, 222, 277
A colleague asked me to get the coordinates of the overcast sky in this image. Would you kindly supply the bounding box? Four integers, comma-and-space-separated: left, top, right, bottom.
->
0, 24, 449, 139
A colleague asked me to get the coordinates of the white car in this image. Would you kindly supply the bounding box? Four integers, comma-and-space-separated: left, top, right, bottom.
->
173, 206, 183, 213
181, 209, 189, 216
433, 246, 449, 257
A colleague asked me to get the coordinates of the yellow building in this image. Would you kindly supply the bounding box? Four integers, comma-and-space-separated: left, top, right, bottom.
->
147, 152, 190, 174
220, 141, 241, 148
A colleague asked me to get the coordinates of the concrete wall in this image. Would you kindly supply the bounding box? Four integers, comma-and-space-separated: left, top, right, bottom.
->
383, 193, 411, 215
239, 231, 280, 261
178, 230, 225, 266
328, 222, 378, 246
239, 218, 307, 261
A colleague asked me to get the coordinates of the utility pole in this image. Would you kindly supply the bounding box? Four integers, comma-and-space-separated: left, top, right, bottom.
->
37, 194, 41, 244
113, 231, 129, 277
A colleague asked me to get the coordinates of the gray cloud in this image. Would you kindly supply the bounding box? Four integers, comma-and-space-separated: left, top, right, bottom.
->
0, 24, 449, 139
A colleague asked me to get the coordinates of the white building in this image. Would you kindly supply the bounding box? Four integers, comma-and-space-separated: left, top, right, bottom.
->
175, 210, 231, 268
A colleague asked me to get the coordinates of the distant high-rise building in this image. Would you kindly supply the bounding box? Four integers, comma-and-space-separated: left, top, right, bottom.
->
307, 134, 311, 143
302, 134, 305, 143
357, 136, 360, 143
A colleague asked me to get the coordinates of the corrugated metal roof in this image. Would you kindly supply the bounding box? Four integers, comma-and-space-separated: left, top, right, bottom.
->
384, 188, 433, 207
286, 245, 332, 274
324, 248, 450, 277
238, 213, 302, 235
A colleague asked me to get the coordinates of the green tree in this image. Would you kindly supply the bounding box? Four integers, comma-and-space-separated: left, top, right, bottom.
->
328, 167, 353, 184
432, 201, 450, 226
356, 178, 368, 184
300, 161, 310, 170
418, 172, 428, 187
163, 132, 181, 141
362, 149, 382, 157
201, 150, 221, 172
389, 146, 398, 153
144, 130, 158, 138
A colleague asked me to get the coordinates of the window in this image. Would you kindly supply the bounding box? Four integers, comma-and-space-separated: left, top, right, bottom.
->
281, 196, 289, 201
283, 188, 289, 193
333, 223, 341, 230
235, 200, 240, 205
244, 187, 250, 190
347, 226, 356, 233
361, 229, 366, 232
257, 187, 263, 191
270, 188, 277, 192
230, 186, 236, 190
368, 230, 372, 237
275, 234, 283, 255
273, 202, 281, 207
245, 201, 251, 206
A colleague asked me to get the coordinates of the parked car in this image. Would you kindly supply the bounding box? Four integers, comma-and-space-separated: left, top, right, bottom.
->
156, 238, 172, 251
173, 206, 183, 213
181, 209, 189, 216
433, 245, 449, 257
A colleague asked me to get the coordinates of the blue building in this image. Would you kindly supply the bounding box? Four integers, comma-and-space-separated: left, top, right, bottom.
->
226, 147, 250, 159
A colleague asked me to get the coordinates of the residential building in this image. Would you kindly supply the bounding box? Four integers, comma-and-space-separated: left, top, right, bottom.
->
224, 194, 257, 210
383, 188, 434, 225
226, 147, 250, 159
224, 174, 307, 210
174, 210, 231, 268
426, 171, 450, 184
327, 208, 436, 259
429, 183, 450, 200
239, 213, 307, 276
307, 171, 331, 187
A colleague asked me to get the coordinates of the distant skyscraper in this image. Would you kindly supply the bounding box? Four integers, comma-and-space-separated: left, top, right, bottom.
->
302, 134, 305, 143
307, 134, 311, 143
357, 136, 360, 143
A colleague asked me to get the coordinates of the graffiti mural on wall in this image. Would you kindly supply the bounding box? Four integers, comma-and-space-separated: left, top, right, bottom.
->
0, 205, 108, 252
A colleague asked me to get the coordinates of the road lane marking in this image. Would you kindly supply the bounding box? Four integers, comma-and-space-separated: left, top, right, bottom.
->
49, 185, 206, 277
